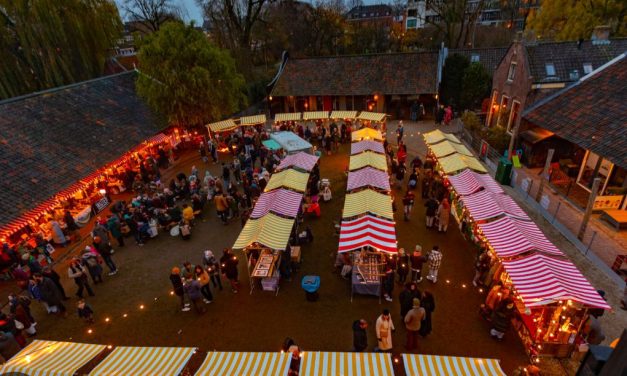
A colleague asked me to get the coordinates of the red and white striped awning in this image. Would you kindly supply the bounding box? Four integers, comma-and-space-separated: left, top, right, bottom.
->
250, 189, 303, 219
351, 140, 385, 155
477, 216, 563, 258
276, 152, 320, 172
339, 215, 397, 254
502, 253, 611, 309
461, 191, 529, 220
447, 169, 504, 196
347, 167, 390, 191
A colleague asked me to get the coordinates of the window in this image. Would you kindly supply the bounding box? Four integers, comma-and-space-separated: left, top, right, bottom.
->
471, 54, 480, 63
507, 101, 521, 133
583, 63, 593, 74
507, 62, 517, 81
406, 19, 417, 28
496, 95, 509, 127
569, 70, 579, 80
545, 63, 556, 76
486, 90, 498, 127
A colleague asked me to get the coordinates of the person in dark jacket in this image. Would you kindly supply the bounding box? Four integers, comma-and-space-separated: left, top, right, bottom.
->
399, 283, 421, 320
490, 298, 515, 340
0, 331, 21, 361
184, 278, 205, 314
352, 319, 368, 352
34, 273, 66, 315
93, 236, 117, 275
220, 248, 239, 293
424, 197, 439, 228
419, 290, 435, 337
170, 267, 190, 312
42, 266, 69, 300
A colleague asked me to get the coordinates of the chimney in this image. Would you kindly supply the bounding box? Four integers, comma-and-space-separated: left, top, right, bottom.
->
591, 25, 611, 45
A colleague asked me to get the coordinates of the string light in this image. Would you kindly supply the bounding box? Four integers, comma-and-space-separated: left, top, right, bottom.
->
105, 317, 110, 323
87, 329, 93, 334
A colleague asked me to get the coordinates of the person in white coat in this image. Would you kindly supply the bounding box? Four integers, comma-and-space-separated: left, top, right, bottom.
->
375, 309, 395, 352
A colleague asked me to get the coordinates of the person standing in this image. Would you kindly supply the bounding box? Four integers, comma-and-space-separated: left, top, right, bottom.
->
34, 273, 66, 315
194, 265, 213, 304
352, 319, 368, 352
48, 219, 67, 247
68, 258, 95, 298
424, 197, 438, 229
215, 193, 229, 225
375, 309, 395, 352
184, 278, 206, 314
382, 265, 394, 302
404, 298, 426, 351
106, 214, 124, 247
81, 248, 103, 285
399, 283, 420, 321
396, 122, 404, 145
64, 210, 80, 241
410, 246, 427, 283
490, 298, 515, 341
425, 246, 442, 283
202, 250, 223, 291
419, 291, 435, 337
170, 267, 190, 312
93, 237, 117, 275
397, 249, 409, 284
437, 198, 450, 233
220, 248, 240, 293
402, 191, 415, 221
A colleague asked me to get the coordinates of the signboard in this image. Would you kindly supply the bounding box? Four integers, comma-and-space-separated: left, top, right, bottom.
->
593, 195, 624, 211
93, 196, 110, 214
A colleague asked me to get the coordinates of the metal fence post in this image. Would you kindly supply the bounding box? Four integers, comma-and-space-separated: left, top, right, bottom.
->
585, 231, 597, 256
552, 202, 561, 224
525, 179, 534, 199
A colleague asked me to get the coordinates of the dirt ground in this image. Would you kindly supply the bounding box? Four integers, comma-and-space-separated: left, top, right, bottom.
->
5, 123, 604, 375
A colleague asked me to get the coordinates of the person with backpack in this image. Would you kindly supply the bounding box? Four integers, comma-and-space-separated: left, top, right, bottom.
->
81, 247, 103, 284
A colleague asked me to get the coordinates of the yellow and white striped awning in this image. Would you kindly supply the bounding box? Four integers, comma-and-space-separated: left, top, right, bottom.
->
351, 128, 383, 141
264, 169, 310, 192
423, 129, 462, 145
402, 354, 506, 376
300, 352, 394, 376
343, 189, 394, 219
303, 111, 329, 120
349, 151, 388, 171
430, 140, 473, 158
233, 213, 295, 250
89, 346, 196, 376
239, 114, 267, 126
438, 154, 487, 174
195, 352, 291, 376
206, 119, 237, 133
357, 112, 387, 122
274, 113, 301, 122
0, 340, 106, 376
330, 111, 358, 119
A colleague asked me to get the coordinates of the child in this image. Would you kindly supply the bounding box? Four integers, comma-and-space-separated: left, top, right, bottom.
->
77, 300, 94, 323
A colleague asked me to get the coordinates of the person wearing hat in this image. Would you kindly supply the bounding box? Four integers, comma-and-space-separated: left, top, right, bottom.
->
410, 246, 427, 283
169, 267, 190, 312
397, 248, 409, 284
404, 298, 426, 351
375, 309, 395, 352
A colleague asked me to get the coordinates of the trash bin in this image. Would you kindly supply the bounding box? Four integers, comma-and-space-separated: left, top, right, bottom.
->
301, 275, 320, 302
495, 157, 513, 185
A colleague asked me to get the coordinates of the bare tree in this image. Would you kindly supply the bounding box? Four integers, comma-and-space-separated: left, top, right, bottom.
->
419, 0, 486, 48
123, 0, 181, 32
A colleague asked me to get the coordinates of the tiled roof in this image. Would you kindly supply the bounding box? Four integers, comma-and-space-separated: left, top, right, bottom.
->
0, 72, 163, 227
523, 54, 627, 169
525, 39, 627, 83
347, 4, 393, 19
271, 52, 439, 96
449, 47, 509, 74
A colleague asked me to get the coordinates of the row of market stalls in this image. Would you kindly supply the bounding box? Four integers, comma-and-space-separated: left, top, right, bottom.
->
339, 128, 397, 301
422, 129, 611, 359
232, 150, 320, 294
273, 111, 387, 124
1, 340, 507, 376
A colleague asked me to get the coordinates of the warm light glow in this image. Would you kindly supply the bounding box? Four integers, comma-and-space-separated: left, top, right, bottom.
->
170, 291, 174, 295
269, 96, 273, 101
105, 317, 110, 323
446, 280, 450, 284
478, 288, 484, 293
99, 189, 106, 195
107, 345, 113, 349
139, 305, 145, 310
123, 314, 128, 318
374, 94, 379, 101
25, 355, 32, 363
462, 284, 467, 288
87, 329, 93, 334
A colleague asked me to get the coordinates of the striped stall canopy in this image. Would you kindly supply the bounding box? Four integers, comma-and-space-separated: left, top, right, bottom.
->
349, 151, 388, 171
89, 346, 196, 376
438, 154, 487, 174
274, 113, 301, 122
357, 112, 387, 122
347, 167, 391, 191
300, 352, 394, 376
239, 114, 267, 125
402, 354, 506, 376
251, 189, 303, 219
264, 169, 310, 192
430, 140, 473, 158
0, 340, 106, 376
303, 111, 329, 120
330, 110, 358, 119
351, 128, 383, 142
461, 190, 530, 220
447, 169, 504, 196
195, 352, 291, 376
423, 129, 462, 145
276, 152, 320, 172
351, 140, 385, 155
339, 215, 397, 254
501, 253, 611, 309
144, 133, 169, 145
233, 213, 294, 250
477, 216, 563, 258
343, 189, 394, 219
206, 119, 237, 133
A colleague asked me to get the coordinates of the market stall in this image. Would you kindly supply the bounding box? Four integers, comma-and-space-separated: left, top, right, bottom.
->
276, 152, 320, 172
430, 139, 474, 158
262, 139, 282, 151
274, 112, 302, 122
270, 131, 313, 155
239, 114, 267, 127
0, 340, 106, 376
338, 215, 397, 254
89, 346, 196, 376
250, 189, 304, 219
351, 128, 383, 142
460, 190, 530, 221
423, 129, 462, 145
330, 110, 358, 120
351, 140, 385, 155
347, 167, 391, 192
402, 354, 506, 376
299, 352, 394, 376
348, 151, 388, 171
446, 169, 504, 196
264, 169, 310, 193
438, 153, 488, 174
302, 111, 329, 121
195, 352, 291, 376
206, 119, 238, 133
342, 189, 394, 220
